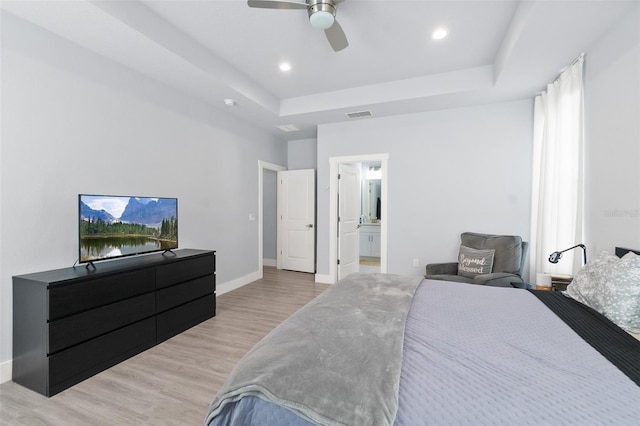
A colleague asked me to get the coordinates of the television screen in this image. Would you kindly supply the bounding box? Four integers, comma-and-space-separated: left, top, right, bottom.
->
79, 194, 178, 263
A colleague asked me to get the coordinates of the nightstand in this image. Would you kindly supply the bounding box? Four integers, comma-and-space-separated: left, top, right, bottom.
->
551, 274, 572, 291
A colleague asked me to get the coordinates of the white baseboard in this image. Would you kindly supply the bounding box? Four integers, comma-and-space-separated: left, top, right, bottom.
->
217, 270, 262, 296
0, 359, 11, 384
315, 273, 335, 284
263, 258, 276, 267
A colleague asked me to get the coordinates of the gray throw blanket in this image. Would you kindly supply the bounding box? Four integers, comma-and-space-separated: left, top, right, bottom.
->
204, 273, 423, 426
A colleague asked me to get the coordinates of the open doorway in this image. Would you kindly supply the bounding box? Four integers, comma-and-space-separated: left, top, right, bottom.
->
329, 154, 389, 282
263, 169, 277, 268
359, 162, 382, 273
258, 161, 286, 278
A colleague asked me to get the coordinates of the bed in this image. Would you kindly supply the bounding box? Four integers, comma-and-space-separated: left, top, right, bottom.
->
205, 250, 640, 426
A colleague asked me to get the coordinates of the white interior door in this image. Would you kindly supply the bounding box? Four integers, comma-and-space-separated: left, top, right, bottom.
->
278, 169, 315, 273
338, 164, 360, 279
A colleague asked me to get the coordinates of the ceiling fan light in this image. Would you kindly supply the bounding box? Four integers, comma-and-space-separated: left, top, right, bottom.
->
309, 10, 334, 29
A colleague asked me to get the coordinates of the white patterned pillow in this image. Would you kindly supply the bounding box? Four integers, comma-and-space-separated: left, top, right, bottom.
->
566, 251, 640, 333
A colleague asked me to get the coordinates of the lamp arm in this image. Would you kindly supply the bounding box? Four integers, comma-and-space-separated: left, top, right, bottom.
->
558, 244, 587, 264
557, 244, 585, 254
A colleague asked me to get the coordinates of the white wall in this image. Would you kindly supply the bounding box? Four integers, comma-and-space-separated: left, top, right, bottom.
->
584, 4, 640, 254
0, 13, 286, 380
288, 138, 317, 170
316, 100, 534, 280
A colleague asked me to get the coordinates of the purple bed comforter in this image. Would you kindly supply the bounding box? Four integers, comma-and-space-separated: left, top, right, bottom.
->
206, 278, 640, 425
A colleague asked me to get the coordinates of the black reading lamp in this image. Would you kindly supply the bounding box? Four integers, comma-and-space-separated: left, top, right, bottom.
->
548, 244, 587, 265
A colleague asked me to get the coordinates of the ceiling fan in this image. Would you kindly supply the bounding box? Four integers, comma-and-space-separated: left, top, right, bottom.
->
247, 0, 349, 52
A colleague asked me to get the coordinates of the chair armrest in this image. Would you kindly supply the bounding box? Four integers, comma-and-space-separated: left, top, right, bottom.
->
426, 262, 458, 276
473, 272, 523, 288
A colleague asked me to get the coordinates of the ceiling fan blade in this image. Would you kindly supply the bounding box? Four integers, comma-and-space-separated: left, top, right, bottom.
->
247, 0, 307, 10
325, 19, 348, 52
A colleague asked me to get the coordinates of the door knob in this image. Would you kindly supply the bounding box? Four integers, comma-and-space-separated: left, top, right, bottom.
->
306, 224, 314, 228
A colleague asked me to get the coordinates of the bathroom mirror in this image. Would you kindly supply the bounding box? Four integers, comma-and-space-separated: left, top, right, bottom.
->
361, 179, 381, 222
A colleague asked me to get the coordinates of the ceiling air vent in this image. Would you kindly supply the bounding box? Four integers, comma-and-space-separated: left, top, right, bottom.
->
276, 124, 300, 132
346, 110, 372, 119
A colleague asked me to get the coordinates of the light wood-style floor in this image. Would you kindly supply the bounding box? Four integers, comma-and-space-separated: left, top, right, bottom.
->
0, 267, 329, 425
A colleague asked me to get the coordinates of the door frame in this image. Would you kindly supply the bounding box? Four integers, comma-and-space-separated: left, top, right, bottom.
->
258, 160, 286, 279
329, 153, 389, 283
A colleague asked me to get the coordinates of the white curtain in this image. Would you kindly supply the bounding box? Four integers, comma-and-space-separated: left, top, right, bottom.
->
530, 54, 585, 277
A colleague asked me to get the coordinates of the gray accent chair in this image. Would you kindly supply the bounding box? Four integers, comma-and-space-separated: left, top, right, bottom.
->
425, 232, 529, 288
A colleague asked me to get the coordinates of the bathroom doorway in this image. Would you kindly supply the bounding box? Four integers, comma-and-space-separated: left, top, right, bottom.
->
359, 162, 382, 273
329, 153, 388, 283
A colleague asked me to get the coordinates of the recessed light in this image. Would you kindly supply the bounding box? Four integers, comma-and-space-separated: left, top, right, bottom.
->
279, 62, 292, 72
432, 28, 448, 40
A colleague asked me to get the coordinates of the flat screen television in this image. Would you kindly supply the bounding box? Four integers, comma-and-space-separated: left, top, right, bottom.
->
79, 194, 178, 264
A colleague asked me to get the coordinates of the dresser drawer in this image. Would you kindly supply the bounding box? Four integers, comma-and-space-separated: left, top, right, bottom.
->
49, 318, 156, 390
156, 254, 215, 289
49, 293, 155, 354
156, 275, 214, 313
156, 295, 215, 343
49, 268, 155, 320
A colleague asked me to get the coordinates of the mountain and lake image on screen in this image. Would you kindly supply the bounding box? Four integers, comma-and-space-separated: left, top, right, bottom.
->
79, 195, 178, 263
